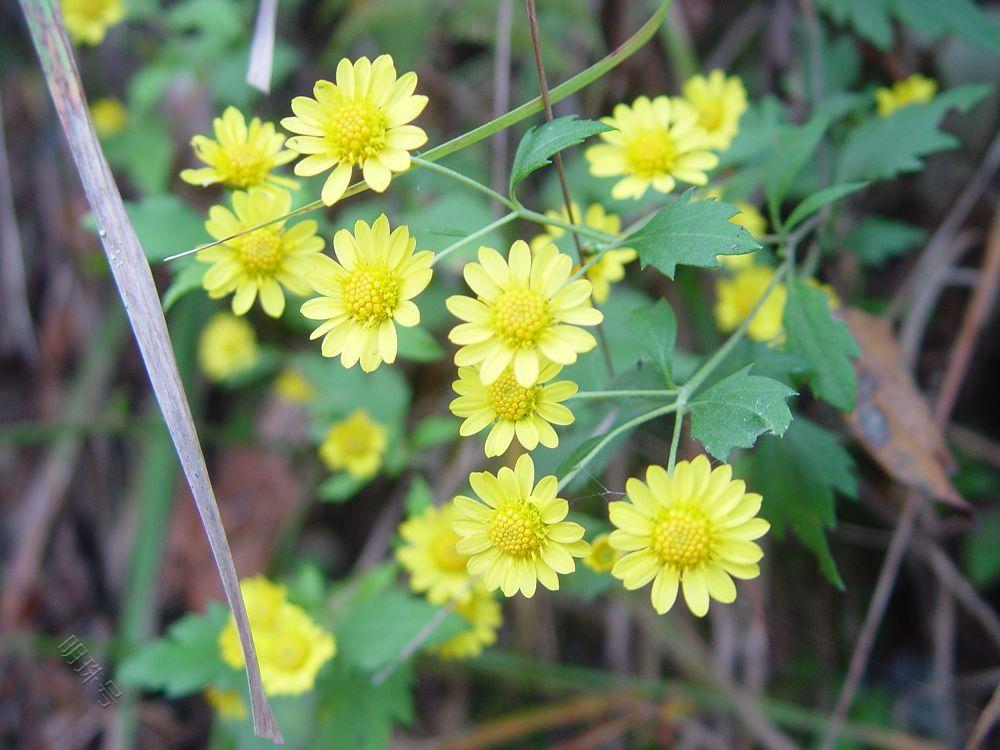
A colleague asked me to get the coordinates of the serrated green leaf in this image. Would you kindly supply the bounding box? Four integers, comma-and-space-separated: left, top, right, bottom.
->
784, 181, 868, 230
764, 115, 830, 223
628, 191, 760, 279
689, 366, 796, 460
817, 0, 894, 49
846, 217, 926, 265
162, 260, 207, 312
628, 299, 677, 384
396, 325, 445, 362
313, 662, 414, 750
509, 116, 611, 191
119, 195, 208, 263
891, 0, 1000, 57
783, 278, 859, 412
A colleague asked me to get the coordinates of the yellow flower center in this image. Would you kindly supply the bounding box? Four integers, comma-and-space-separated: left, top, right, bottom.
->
651, 505, 714, 569
492, 288, 550, 348
588, 538, 618, 571
626, 130, 678, 178
338, 429, 376, 458
431, 530, 468, 572
326, 100, 388, 165
218, 144, 271, 189
236, 229, 284, 275
696, 99, 724, 131
341, 264, 401, 327
487, 371, 539, 421
490, 501, 546, 558
274, 639, 308, 671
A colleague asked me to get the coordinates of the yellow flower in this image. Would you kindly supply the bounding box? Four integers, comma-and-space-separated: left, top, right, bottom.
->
529, 203, 637, 303
205, 686, 246, 720
608, 457, 769, 617
300, 215, 432, 372
200, 188, 324, 318
713, 265, 787, 343
585, 95, 718, 200
180, 107, 297, 192
219, 578, 286, 670
432, 584, 502, 660
61, 0, 124, 45
674, 71, 748, 151
318, 409, 388, 479
583, 533, 620, 573
273, 368, 316, 404
450, 361, 577, 456
451, 454, 590, 597
198, 312, 259, 382
90, 97, 127, 138
447, 241, 603, 388
875, 74, 937, 117
282, 55, 429, 206
397, 503, 473, 605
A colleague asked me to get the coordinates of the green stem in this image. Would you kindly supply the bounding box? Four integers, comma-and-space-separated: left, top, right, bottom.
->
432, 212, 518, 267
667, 404, 685, 473
569, 389, 677, 401
413, 156, 516, 209
517, 207, 618, 244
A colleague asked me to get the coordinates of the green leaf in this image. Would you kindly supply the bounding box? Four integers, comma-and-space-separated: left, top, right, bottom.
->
317, 473, 367, 503
313, 662, 414, 750
162, 260, 207, 312
556, 435, 605, 480
764, 115, 830, 223
396, 325, 445, 362
964, 511, 1000, 586
104, 119, 174, 195
510, 116, 611, 192
410, 416, 458, 450
122, 195, 208, 263
783, 278, 859, 412
846, 217, 926, 265
816, 0, 894, 49
628, 299, 677, 384
891, 0, 1000, 57
689, 366, 796, 460
404, 476, 434, 517
745, 418, 856, 588
784, 181, 868, 231
628, 191, 761, 279
117, 602, 229, 696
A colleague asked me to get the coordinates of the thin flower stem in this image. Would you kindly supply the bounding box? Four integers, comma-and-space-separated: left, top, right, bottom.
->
431, 212, 518, 267
667, 405, 685, 473
412, 156, 516, 209
569, 389, 678, 401
517, 208, 618, 244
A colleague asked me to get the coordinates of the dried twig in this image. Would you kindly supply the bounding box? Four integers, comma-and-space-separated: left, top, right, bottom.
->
490, 0, 514, 201
964, 679, 1000, 750
246, 0, 278, 93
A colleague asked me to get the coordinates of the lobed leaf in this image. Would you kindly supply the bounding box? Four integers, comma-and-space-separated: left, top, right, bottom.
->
509, 115, 611, 192
784, 181, 868, 231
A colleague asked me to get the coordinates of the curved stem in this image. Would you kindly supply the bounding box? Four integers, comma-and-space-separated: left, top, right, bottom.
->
432, 212, 517, 267
517, 207, 618, 244
569, 389, 677, 401
413, 156, 516, 209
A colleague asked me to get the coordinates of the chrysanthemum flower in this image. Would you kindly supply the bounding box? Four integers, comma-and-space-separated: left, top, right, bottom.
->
397, 504, 473, 605
450, 361, 576, 456
432, 584, 502, 660
281, 55, 428, 206
204, 687, 246, 720
875, 74, 937, 117
673, 71, 748, 151
219, 576, 337, 696
609, 457, 769, 617
200, 188, 323, 318
713, 265, 788, 343
90, 97, 127, 138
529, 203, 637, 303
585, 96, 718, 200
452, 454, 589, 597
300, 215, 432, 371
181, 107, 297, 192
61, 0, 124, 45
198, 312, 259, 382
318, 409, 388, 479
583, 533, 620, 573
447, 241, 603, 388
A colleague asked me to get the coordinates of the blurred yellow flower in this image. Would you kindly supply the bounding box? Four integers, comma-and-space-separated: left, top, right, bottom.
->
449, 361, 576, 456
585, 96, 718, 200
181, 107, 296, 192
318, 409, 388, 479
674, 71, 748, 151
447, 241, 602, 388
582, 533, 620, 573
282, 55, 428, 205
609, 457, 769, 617
452, 454, 589, 597
875, 74, 937, 117
432, 584, 502, 660
397, 503, 472, 605
529, 203, 636, 303
90, 97, 127, 138
204, 686, 246, 720
715, 198, 767, 270
713, 265, 787, 343
198, 312, 259, 382
273, 368, 316, 404
61, 0, 124, 45
301, 215, 432, 372
200, 188, 324, 318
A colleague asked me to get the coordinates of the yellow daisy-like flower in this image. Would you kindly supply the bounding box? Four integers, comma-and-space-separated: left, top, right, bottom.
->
529, 203, 637, 303
609, 457, 769, 617
273, 368, 316, 404
585, 96, 718, 200
875, 74, 937, 117
180, 107, 297, 192
674, 70, 748, 151
450, 361, 577, 456
198, 312, 259, 382
397, 503, 473, 605
204, 687, 246, 720
90, 97, 127, 138
447, 241, 603, 388
301, 215, 433, 372
218, 578, 286, 669
200, 188, 324, 318
282, 55, 429, 206
61, 0, 124, 45
318, 409, 388, 479
432, 584, 502, 660
451, 454, 590, 598
713, 265, 788, 343
583, 533, 621, 573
